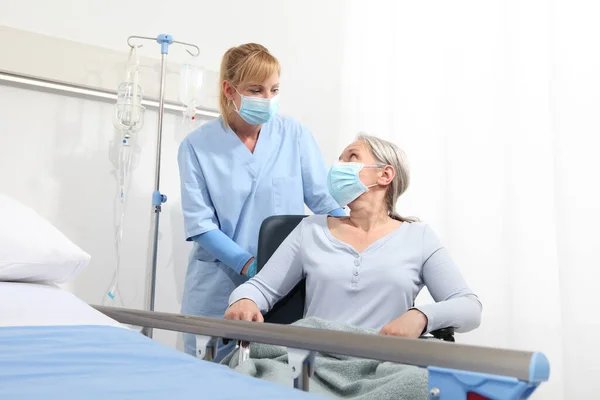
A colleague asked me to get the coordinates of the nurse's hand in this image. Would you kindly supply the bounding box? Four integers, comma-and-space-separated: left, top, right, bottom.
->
241, 258, 256, 277
224, 299, 264, 322
379, 309, 428, 339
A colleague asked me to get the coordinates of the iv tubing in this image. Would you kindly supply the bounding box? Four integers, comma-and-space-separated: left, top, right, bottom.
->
103, 136, 133, 306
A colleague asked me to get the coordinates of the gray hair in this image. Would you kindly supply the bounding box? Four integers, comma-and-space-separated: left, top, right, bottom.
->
357, 133, 417, 222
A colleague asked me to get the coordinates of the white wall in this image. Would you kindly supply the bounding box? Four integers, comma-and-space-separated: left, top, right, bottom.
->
0, 25, 221, 111
0, 0, 348, 349
0, 0, 348, 156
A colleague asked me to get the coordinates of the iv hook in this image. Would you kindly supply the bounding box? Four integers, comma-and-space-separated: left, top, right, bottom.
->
173, 40, 200, 58
126, 35, 200, 57
127, 35, 154, 49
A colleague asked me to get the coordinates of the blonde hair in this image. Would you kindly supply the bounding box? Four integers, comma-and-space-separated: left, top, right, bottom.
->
357, 133, 418, 222
219, 43, 281, 127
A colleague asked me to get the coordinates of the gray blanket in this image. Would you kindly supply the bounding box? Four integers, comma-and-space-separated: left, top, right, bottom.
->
221, 317, 428, 399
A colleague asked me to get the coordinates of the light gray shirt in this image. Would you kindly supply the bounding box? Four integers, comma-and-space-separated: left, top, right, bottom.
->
229, 215, 482, 333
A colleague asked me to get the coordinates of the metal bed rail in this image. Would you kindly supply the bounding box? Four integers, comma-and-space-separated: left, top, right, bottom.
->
0, 70, 220, 119
92, 305, 550, 400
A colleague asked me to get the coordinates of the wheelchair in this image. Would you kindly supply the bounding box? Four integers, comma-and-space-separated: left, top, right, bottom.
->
256, 215, 456, 342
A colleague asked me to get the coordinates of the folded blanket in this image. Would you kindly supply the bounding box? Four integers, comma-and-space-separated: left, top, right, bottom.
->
221, 317, 428, 400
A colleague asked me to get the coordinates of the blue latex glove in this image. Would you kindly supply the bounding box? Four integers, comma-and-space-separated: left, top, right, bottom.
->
329, 208, 346, 217
245, 259, 258, 278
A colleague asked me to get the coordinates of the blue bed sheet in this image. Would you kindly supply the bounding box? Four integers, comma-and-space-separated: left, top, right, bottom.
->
0, 324, 320, 399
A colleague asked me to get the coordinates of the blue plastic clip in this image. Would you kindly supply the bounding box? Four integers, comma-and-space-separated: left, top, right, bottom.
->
156, 34, 174, 55
426, 352, 549, 400
152, 190, 167, 206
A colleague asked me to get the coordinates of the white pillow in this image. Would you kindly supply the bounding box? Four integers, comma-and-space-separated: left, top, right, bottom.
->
0, 194, 90, 283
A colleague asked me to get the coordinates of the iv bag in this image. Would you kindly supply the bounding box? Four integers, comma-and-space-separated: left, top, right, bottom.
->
179, 60, 204, 118
114, 46, 145, 133
114, 82, 145, 132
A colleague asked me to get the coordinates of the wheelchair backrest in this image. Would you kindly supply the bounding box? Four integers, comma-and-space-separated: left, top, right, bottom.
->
256, 215, 308, 324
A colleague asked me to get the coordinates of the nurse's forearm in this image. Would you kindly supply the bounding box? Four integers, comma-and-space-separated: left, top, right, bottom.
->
329, 208, 346, 217
192, 230, 253, 274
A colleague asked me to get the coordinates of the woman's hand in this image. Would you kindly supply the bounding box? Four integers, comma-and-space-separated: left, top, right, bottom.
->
379, 309, 428, 339
224, 299, 264, 322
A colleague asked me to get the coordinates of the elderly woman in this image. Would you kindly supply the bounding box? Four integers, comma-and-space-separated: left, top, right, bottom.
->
224, 134, 481, 338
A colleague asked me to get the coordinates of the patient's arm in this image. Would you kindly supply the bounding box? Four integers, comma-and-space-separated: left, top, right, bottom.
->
228, 221, 306, 313
414, 225, 483, 334
379, 309, 428, 338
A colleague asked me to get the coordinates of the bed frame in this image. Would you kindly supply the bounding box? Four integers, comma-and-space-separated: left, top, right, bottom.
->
93, 305, 549, 400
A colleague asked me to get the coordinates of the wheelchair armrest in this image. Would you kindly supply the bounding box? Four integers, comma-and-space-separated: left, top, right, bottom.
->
429, 327, 455, 342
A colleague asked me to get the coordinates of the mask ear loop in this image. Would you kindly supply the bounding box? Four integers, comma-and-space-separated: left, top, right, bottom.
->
227, 81, 242, 114
226, 81, 242, 113
364, 164, 388, 189
231, 98, 240, 113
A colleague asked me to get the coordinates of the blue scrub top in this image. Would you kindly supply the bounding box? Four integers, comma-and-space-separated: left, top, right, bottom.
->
178, 114, 340, 357
179, 114, 339, 256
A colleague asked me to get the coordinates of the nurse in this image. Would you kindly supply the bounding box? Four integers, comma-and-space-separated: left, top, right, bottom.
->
178, 43, 345, 361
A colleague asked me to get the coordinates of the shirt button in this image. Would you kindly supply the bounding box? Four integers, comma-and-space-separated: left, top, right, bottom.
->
354, 259, 360, 266
354, 271, 359, 276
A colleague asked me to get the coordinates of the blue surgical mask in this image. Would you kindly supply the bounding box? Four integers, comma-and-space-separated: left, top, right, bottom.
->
233, 88, 280, 125
327, 162, 383, 207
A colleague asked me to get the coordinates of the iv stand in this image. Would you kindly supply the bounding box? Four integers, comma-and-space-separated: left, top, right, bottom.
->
126, 34, 200, 339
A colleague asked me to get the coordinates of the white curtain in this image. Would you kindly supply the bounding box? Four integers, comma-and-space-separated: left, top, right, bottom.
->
337, 1, 600, 399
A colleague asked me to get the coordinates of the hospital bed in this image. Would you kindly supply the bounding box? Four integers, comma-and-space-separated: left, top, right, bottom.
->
0, 281, 318, 399
0, 281, 549, 400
